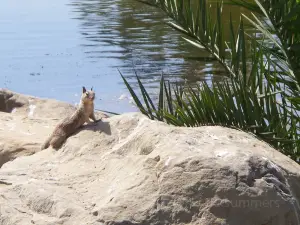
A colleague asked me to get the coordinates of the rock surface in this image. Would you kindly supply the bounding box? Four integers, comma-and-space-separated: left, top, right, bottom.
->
0, 89, 107, 168
0, 89, 300, 225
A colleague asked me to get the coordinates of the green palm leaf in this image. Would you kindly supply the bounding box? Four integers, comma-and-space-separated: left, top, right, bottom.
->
120, 0, 300, 164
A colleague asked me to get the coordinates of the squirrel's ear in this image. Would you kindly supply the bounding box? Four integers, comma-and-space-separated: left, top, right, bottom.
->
91, 86, 93, 91
82, 86, 86, 93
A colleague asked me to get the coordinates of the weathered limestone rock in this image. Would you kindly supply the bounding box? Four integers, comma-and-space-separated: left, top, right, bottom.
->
0, 88, 106, 168
0, 89, 299, 225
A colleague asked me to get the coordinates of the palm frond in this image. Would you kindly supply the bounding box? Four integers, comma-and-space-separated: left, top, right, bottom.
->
119, 0, 300, 164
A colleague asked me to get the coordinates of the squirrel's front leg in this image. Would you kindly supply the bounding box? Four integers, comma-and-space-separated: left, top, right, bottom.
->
90, 112, 100, 123
85, 117, 93, 125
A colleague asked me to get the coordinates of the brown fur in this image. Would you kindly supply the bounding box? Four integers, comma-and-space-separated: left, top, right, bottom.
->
41, 86, 99, 150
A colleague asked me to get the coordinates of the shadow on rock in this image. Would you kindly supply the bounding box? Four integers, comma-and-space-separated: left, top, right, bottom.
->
80, 119, 112, 135
0, 89, 27, 113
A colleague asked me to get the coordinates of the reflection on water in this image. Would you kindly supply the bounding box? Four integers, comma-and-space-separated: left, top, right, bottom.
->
69, 0, 225, 82
0, 0, 242, 113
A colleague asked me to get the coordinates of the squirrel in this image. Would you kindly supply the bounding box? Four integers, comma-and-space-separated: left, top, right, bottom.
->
41, 86, 100, 150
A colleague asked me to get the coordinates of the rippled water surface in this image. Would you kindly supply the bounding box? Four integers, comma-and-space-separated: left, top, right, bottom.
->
0, 0, 241, 113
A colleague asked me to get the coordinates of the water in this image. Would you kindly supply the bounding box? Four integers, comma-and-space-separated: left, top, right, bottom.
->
0, 0, 242, 114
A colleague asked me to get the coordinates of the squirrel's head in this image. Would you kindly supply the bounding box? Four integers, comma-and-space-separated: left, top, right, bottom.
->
81, 86, 95, 103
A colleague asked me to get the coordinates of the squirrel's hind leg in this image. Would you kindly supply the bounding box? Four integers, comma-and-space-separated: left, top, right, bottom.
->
50, 135, 67, 149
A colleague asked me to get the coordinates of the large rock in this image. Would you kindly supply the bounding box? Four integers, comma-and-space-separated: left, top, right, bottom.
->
0, 89, 106, 168
0, 89, 74, 168
0, 89, 300, 225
